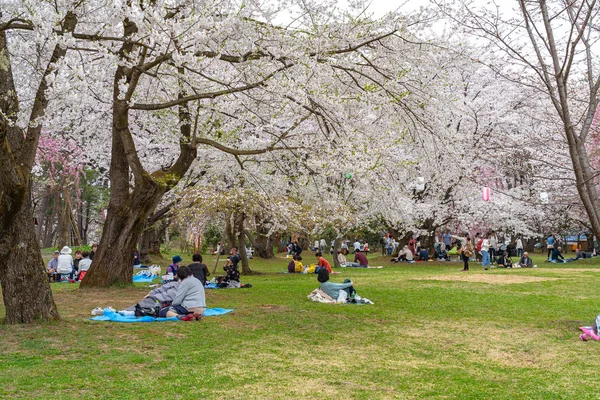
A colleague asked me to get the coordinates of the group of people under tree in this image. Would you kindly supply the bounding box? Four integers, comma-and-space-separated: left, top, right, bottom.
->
46, 244, 97, 282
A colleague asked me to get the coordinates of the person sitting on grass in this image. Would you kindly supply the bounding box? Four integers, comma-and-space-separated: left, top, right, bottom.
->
317, 268, 356, 302
188, 253, 210, 285
518, 252, 533, 268
167, 255, 182, 275
392, 246, 413, 263
415, 247, 429, 262
293, 255, 304, 273
73, 250, 82, 276
315, 251, 332, 273
217, 248, 241, 287
497, 253, 512, 268
57, 246, 75, 282
46, 251, 59, 282
287, 255, 298, 273
77, 251, 92, 280
353, 249, 370, 268
336, 249, 348, 267
551, 247, 566, 263
159, 266, 205, 321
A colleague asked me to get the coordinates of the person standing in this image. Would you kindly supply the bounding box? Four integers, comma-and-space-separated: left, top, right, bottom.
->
546, 234, 555, 260
516, 236, 524, 258
408, 236, 417, 256
481, 234, 491, 270
442, 230, 452, 251
353, 239, 361, 254
453, 234, 473, 271
320, 238, 327, 252
488, 232, 498, 264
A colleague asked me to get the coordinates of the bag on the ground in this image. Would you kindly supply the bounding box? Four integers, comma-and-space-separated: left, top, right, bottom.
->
134, 303, 159, 318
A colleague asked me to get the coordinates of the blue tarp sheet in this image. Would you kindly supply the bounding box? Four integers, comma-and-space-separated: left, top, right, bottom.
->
90, 307, 234, 323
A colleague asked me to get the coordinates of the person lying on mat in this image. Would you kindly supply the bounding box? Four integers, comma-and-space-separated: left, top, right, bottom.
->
317, 268, 356, 301
123, 278, 180, 313
159, 266, 205, 320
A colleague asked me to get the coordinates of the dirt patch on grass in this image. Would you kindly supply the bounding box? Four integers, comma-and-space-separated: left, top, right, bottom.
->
542, 268, 600, 273
413, 274, 560, 285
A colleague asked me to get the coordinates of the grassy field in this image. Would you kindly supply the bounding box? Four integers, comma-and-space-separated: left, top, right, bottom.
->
1, 250, 600, 399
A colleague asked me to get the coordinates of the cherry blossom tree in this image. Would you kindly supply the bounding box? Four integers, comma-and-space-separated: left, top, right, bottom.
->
0, 3, 80, 323
435, 0, 600, 245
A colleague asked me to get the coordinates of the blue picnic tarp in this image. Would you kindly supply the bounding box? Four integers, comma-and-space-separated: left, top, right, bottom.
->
90, 307, 234, 323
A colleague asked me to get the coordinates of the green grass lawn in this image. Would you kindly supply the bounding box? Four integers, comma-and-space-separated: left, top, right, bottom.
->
1, 251, 600, 399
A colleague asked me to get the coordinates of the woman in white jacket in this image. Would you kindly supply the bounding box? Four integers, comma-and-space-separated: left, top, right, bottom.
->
57, 246, 74, 281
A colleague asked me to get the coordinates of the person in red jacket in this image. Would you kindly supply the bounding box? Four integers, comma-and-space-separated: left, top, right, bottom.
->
315, 252, 332, 273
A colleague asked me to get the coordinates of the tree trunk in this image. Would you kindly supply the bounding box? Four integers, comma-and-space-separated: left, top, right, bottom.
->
80, 109, 166, 287
225, 213, 236, 250
81, 45, 197, 286
332, 238, 342, 268
0, 192, 60, 324
235, 211, 252, 274
0, 17, 77, 323
245, 224, 274, 259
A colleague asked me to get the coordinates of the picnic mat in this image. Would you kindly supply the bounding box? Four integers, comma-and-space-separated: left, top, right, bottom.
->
132, 276, 156, 283
90, 308, 234, 323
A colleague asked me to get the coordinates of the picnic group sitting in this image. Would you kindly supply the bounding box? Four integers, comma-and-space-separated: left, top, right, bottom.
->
337, 248, 380, 268
47, 246, 93, 282
549, 247, 578, 263
124, 265, 206, 321
287, 252, 336, 274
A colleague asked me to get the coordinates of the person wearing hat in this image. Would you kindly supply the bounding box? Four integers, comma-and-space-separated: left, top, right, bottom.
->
47, 251, 60, 282
57, 246, 74, 281
168, 255, 183, 275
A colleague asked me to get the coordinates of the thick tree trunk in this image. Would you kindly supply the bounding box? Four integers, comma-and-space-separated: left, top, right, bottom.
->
332, 238, 342, 268
245, 223, 274, 259
0, 193, 60, 324
225, 213, 236, 250
235, 211, 252, 274
0, 19, 77, 323
80, 111, 166, 287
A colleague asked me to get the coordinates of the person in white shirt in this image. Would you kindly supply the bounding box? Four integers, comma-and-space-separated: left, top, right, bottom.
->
314, 240, 320, 252
320, 238, 327, 252
57, 246, 74, 281
481, 234, 491, 270
516, 237, 524, 257
392, 246, 414, 262
353, 240, 361, 253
